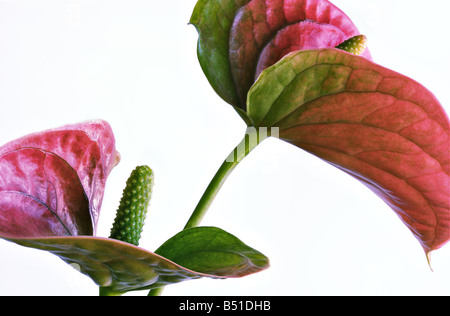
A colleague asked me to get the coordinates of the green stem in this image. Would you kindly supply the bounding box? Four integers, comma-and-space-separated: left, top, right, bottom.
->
148, 126, 269, 296
147, 286, 165, 296
99, 287, 124, 296
184, 126, 262, 229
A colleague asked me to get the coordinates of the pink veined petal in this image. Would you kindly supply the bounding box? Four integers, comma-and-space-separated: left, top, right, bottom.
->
229, 0, 371, 107
0, 148, 91, 237
0, 120, 120, 236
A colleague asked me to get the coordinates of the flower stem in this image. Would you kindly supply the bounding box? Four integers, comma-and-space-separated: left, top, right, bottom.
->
148, 126, 271, 296
99, 287, 123, 296
184, 126, 263, 229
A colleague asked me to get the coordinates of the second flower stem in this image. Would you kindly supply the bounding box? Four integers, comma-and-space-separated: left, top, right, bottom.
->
148, 126, 269, 296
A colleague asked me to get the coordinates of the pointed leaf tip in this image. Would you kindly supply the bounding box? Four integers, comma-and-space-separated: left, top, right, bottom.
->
426, 251, 434, 272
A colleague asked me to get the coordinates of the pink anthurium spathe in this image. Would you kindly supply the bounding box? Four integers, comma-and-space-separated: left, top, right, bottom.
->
0, 120, 120, 237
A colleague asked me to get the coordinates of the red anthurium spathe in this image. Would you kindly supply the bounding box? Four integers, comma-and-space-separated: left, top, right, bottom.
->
0, 120, 120, 236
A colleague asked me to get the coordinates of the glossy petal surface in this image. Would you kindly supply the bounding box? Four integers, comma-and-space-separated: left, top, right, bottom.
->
248, 49, 450, 254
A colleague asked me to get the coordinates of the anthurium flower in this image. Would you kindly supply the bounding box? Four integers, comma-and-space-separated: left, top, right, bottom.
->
0, 120, 269, 294
190, 0, 371, 111
0, 120, 120, 237
190, 0, 450, 257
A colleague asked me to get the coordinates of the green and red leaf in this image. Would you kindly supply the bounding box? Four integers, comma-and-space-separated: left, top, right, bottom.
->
247, 49, 450, 254
6, 227, 269, 293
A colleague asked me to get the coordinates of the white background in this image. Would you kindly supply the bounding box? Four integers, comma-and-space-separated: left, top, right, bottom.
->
0, 0, 449, 296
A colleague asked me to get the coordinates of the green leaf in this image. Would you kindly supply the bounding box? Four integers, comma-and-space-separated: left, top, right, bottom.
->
156, 226, 269, 277
190, 0, 243, 108
5, 227, 269, 294
247, 48, 450, 254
